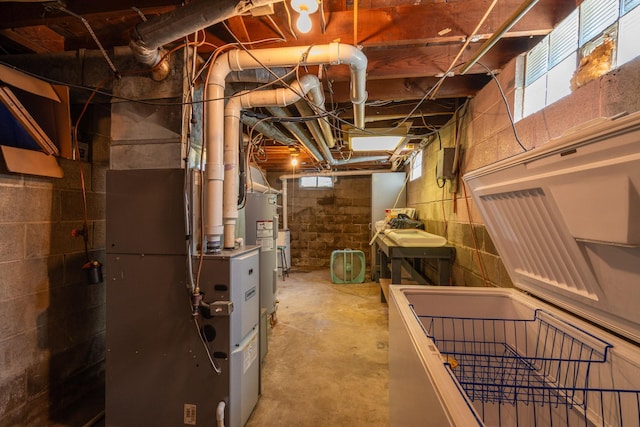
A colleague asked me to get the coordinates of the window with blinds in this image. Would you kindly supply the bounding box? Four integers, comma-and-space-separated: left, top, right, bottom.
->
623, 0, 640, 14
579, 0, 619, 46
519, 0, 639, 121
549, 10, 579, 68
618, 5, 640, 64
525, 39, 549, 87
299, 176, 334, 188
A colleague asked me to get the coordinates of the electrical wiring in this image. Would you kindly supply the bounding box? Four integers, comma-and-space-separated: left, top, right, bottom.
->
0, 60, 204, 106
441, 185, 448, 235
2, 41, 460, 146
215, 26, 347, 131
319, 0, 327, 33
191, 37, 291, 83
241, 134, 261, 207
62, 29, 425, 144
254, 160, 272, 190
3, 28, 513, 179
244, 109, 339, 123
476, 61, 527, 152
338, 149, 352, 161
436, 170, 446, 189
366, 99, 396, 107
221, 21, 289, 85
184, 34, 203, 294
193, 316, 222, 374
265, 14, 289, 42
282, 0, 298, 39
72, 76, 112, 264
0, 36, 293, 108
305, 71, 455, 141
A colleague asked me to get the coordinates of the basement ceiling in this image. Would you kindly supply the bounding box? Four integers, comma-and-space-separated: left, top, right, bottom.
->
0, 0, 577, 171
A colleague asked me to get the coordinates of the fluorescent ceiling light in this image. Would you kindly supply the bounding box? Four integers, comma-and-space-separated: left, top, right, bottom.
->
348, 125, 410, 151
350, 135, 406, 151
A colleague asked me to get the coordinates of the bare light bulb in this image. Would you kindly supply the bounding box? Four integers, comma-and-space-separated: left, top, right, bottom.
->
296, 11, 312, 33
291, 157, 298, 166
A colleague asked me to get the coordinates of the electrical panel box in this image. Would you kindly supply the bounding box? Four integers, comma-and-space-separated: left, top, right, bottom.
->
436, 148, 456, 180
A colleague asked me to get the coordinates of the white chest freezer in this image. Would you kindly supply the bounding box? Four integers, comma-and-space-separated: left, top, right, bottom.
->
389, 112, 640, 427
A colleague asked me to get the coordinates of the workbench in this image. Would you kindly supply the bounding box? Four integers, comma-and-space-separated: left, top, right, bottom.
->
375, 234, 456, 286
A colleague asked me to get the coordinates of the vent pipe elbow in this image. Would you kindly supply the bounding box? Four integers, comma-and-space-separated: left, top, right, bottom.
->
222, 75, 323, 249
223, 43, 367, 128
328, 43, 368, 129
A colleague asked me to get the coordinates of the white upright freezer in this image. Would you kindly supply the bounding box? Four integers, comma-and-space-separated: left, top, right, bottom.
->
389, 112, 640, 427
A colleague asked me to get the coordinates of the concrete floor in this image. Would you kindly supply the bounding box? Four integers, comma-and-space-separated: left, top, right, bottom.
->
246, 269, 389, 427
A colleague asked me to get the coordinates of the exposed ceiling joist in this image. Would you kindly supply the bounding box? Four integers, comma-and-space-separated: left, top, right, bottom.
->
0, 0, 578, 171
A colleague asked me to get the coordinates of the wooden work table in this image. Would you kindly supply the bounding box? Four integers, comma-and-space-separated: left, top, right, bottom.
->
375, 234, 456, 286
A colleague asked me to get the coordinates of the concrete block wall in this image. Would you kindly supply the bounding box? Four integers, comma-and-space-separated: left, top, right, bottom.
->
0, 112, 109, 425
286, 175, 371, 269
408, 55, 640, 288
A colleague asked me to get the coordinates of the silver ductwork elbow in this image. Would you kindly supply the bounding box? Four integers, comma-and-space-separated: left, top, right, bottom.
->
128, 40, 170, 81
129, 0, 278, 78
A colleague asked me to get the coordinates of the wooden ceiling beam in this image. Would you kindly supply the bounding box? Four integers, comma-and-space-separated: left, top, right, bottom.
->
0, 3, 178, 29
328, 75, 490, 103
323, 36, 541, 84
237, 0, 574, 48
0, 26, 64, 53
361, 100, 461, 118
225, 16, 252, 44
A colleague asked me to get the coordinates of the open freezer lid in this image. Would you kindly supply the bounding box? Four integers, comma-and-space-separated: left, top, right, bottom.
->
463, 111, 640, 344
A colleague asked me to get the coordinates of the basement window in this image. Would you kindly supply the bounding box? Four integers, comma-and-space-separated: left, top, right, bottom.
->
519, 0, 640, 120
0, 63, 72, 177
299, 176, 334, 188
618, 5, 640, 65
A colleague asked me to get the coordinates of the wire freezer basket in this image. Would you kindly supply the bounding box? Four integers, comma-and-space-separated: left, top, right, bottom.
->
412, 306, 640, 427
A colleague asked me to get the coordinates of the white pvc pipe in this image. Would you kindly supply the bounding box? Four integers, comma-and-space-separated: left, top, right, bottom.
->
216, 401, 226, 427
279, 169, 383, 181
282, 180, 288, 230
304, 80, 336, 148
248, 181, 280, 194
205, 43, 368, 250
225, 44, 368, 125
223, 75, 324, 248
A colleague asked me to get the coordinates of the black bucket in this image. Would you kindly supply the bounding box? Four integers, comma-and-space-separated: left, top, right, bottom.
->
83, 260, 103, 284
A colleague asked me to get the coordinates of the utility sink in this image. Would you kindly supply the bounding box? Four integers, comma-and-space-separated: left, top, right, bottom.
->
383, 229, 447, 247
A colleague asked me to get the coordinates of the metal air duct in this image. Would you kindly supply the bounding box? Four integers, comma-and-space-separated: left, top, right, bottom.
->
129, 0, 278, 78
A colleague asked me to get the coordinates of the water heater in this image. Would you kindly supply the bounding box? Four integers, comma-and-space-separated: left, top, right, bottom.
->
244, 192, 278, 316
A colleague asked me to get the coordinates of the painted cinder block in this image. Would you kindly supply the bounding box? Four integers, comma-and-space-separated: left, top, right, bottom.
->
0, 224, 25, 262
